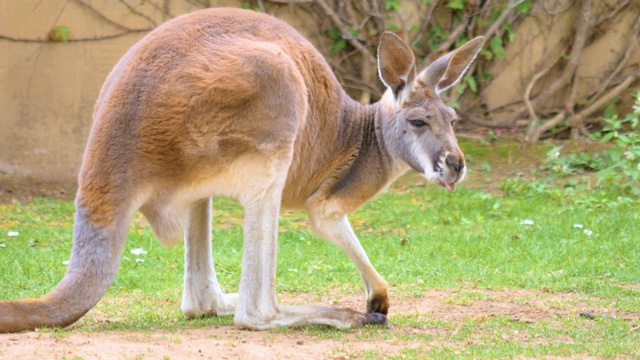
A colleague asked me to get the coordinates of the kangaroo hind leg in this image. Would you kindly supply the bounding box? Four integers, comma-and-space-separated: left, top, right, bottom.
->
181, 197, 237, 318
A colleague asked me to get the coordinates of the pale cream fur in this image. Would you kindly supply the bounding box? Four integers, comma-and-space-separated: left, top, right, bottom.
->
0, 8, 483, 332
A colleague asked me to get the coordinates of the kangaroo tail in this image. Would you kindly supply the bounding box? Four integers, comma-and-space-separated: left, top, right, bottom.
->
0, 204, 127, 333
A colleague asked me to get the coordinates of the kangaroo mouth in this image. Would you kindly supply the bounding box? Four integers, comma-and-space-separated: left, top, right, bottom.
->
439, 180, 456, 191
433, 162, 458, 191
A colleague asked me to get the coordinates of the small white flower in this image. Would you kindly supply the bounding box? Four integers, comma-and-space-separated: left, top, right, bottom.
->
573, 224, 583, 229
0, 243, 5, 248
130, 248, 147, 255
624, 151, 635, 160
584, 229, 593, 236
62, 260, 70, 265
521, 219, 534, 225
135, 258, 145, 263
7, 231, 19, 237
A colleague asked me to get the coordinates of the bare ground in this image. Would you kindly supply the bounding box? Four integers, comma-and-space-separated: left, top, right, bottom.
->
0, 288, 631, 359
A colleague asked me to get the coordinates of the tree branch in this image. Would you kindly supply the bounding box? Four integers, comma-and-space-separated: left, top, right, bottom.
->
591, 10, 640, 101
116, 0, 158, 27
0, 29, 151, 43
506, 0, 593, 129
313, 0, 373, 58
523, 57, 560, 142
483, 0, 525, 41
566, 72, 640, 129
75, 0, 134, 31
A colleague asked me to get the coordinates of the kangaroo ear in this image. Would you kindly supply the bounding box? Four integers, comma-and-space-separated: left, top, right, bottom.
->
420, 36, 484, 94
377, 32, 417, 99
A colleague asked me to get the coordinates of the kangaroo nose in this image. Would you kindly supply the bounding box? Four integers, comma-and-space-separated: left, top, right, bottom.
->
445, 154, 465, 173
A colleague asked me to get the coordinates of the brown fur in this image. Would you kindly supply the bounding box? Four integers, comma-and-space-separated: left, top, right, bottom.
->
0, 8, 483, 332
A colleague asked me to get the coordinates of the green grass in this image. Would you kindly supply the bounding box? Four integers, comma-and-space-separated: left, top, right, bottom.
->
1, 139, 639, 358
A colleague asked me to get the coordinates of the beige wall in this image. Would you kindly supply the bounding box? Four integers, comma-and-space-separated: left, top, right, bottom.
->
0, 0, 237, 179
482, 1, 640, 121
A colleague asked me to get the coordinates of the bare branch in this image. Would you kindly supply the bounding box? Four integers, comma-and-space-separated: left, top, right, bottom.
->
253, 0, 266, 13
116, 0, 158, 27
0, 29, 151, 43
528, 71, 640, 142
566, 72, 640, 128
411, 0, 440, 45
75, 0, 132, 31
505, 0, 593, 128
367, 0, 385, 32
436, 21, 466, 52
591, 0, 630, 29
483, 0, 525, 40
145, 0, 176, 18
591, 11, 640, 101
314, 0, 371, 56
523, 58, 560, 142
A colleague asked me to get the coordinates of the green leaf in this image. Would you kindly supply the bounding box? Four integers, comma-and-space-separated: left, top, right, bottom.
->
386, 23, 399, 32
480, 49, 493, 60
464, 75, 478, 93
490, 8, 501, 22
577, 98, 590, 106
603, 102, 618, 119
490, 37, 506, 59
385, 0, 402, 11
331, 38, 346, 53
446, 0, 466, 10
327, 26, 342, 40
600, 132, 615, 143
503, 23, 515, 42
455, 36, 469, 48
515, 0, 532, 13
49, 25, 70, 43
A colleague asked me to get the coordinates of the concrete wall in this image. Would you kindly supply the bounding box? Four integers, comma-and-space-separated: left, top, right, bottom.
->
482, 1, 640, 121
0, 0, 243, 179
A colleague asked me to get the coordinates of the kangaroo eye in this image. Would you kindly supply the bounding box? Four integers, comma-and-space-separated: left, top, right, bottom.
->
409, 119, 428, 128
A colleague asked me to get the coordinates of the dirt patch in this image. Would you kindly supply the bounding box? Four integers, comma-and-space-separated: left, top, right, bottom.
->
0, 289, 626, 360
281, 288, 580, 323
0, 174, 76, 204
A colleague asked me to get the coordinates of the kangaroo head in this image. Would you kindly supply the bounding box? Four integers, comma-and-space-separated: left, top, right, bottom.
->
377, 33, 484, 190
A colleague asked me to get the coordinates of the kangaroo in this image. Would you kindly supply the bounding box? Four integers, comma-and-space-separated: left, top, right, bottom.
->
0, 7, 483, 332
